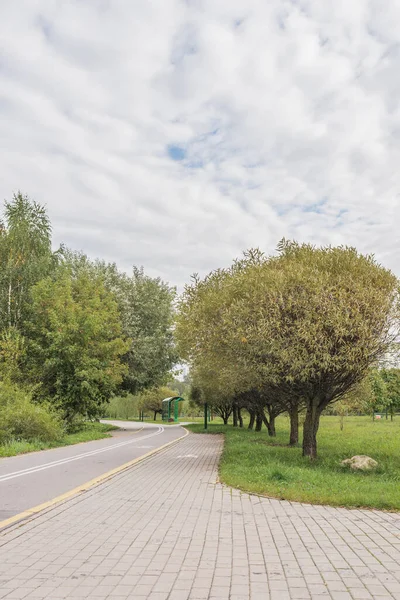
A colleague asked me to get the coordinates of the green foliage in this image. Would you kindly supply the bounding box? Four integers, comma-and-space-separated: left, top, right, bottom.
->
0, 192, 179, 445
380, 368, 400, 417
61, 252, 177, 395
0, 381, 29, 409
364, 370, 388, 416
117, 267, 177, 394
0, 326, 25, 383
138, 385, 179, 419
166, 375, 191, 399
0, 192, 56, 331
0, 383, 64, 444
335, 368, 400, 423
27, 269, 129, 422
104, 394, 140, 420
177, 242, 399, 457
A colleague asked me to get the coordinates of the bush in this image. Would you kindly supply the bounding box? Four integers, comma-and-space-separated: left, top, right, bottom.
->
63, 414, 86, 434
103, 395, 140, 419
0, 382, 27, 408
0, 384, 65, 444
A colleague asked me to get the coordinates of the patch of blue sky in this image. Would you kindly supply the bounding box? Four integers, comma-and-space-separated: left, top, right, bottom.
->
234, 18, 245, 29
275, 203, 297, 216
302, 198, 328, 214
332, 208, 349, 228
167, 145, 186, 161
186, 159, 204, 169
192, 127, 221, 145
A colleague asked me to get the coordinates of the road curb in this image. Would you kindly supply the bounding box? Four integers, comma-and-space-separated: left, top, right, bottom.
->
0, 427, 189, 535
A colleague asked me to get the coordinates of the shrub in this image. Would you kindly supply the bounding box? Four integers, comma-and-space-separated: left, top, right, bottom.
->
0, 382, 27, 408
63, 414, 86, 434
103, 395, 140, 420
0, 384, 64, 444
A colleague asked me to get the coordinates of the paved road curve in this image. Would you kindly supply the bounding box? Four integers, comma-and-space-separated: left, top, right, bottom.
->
0, 420, 184, 520
1, 433, 400, 599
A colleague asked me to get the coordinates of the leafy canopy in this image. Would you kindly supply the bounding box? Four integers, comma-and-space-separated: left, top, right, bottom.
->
27, 268, 129, 421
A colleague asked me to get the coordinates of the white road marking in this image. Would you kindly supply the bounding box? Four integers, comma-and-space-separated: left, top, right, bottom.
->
0, 427, 165, 483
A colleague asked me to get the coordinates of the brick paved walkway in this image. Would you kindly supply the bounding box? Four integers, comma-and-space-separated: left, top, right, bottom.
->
1, 434, 400, 600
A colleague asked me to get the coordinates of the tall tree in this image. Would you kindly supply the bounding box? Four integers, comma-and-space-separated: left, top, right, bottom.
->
0, 192, 55, 331
120, 267, 177, 394
61, 251, 177, 395
177, 242, 399, 458
380, 368, 400, 419
27, 269, 129, 423
176, 250, 300, 438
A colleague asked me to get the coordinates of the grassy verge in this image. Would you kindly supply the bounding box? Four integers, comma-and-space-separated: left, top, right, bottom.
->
187, 416, 400, 511
0, 422, 119, 458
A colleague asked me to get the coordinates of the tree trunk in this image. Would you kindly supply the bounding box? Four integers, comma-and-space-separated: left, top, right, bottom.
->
386, 408, 388, 420
223, 413, 229, 425
340, 414, 344, 431
302, 401, 322, 459
261, 411, 276, 437
238, 408, 243, 428
255, 412, 263, 432
248, 411, 255, 430
268, 415, 276, 437
289, 406, 299, 445
154, 411, 157, 421
233, 405, 238, 427
8, 280, 12, 328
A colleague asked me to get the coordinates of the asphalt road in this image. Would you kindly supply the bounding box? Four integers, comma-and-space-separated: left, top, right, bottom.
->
0, 420, 185, 521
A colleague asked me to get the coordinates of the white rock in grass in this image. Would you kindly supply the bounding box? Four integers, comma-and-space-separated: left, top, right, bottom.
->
341, 455, 378, 471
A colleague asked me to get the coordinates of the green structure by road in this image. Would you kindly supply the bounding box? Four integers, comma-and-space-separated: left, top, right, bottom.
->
162, 396, 184, 422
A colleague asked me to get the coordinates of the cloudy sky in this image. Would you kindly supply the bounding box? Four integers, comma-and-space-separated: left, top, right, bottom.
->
1, 0, 399, 288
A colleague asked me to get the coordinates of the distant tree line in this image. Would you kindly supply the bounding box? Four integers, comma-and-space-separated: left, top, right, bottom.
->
332, 368, 400, 428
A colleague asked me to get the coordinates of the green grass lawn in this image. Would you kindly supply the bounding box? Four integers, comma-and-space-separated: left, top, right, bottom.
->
0, 422, 119, 458
187, 416, 400, 511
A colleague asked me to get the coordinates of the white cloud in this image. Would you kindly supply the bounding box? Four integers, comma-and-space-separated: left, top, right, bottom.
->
0, 0, 399, 288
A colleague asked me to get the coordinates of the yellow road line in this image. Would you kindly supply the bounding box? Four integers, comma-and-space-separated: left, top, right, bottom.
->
0, 427, 189, 533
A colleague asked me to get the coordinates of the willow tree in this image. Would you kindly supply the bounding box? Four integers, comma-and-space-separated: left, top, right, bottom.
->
188, 359, 239, 425
177, 242, 398, 458
176, 251, 287, 432
229, 242, 399, 458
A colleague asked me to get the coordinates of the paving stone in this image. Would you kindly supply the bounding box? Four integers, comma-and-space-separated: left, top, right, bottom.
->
0, 434, 400, 600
